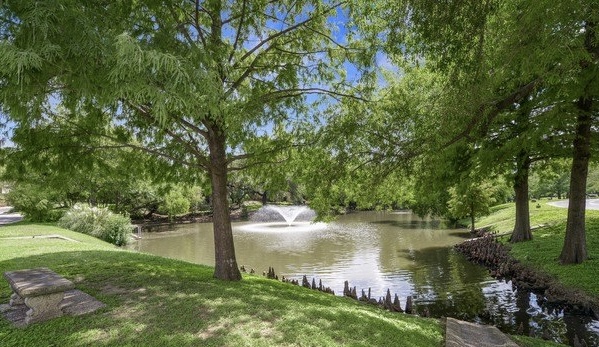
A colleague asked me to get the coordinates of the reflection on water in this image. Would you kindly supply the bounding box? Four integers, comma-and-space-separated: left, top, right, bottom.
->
131, 211, 598, 346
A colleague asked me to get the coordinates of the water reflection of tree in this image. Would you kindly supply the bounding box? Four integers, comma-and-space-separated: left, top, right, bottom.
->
403, 246, 488, 319
403, 244, 581, 344
514, 289, 530, 336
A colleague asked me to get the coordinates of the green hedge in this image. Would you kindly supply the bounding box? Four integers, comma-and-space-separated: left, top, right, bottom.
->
58, 203, 133, 246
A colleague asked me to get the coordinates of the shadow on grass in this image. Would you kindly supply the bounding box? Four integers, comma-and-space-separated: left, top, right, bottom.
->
0, 250, 442, 347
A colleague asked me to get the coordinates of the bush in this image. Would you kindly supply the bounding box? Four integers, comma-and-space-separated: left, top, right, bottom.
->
59, 204, 133, 246
159, 187, 190, 220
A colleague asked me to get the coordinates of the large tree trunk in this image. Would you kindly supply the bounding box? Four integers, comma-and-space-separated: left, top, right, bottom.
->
559, 97, 591, 264
559, 18, 596, 264
208, 126, 242, 281
511, 151, 532, 242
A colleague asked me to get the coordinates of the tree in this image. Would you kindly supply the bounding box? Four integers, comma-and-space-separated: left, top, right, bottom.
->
476, 92, 573, 242
160, 186, 191, 221
447, 176, 497, 233
0, 114, 176, 219
530, 160, 571, 199
556, 8, 598, 264
355, 0, 598, 262
0, 1, 367, 279
302, 66, 440, 217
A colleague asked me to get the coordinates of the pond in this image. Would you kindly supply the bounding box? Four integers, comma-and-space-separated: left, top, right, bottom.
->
130, 211, 599, 346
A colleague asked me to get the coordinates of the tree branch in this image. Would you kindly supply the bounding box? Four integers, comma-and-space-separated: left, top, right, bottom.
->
226, 2, 344, 96
228, 0, 247, 63
442, 78, 541, 149
259, 87, 369, 102
124, 101, 210, 169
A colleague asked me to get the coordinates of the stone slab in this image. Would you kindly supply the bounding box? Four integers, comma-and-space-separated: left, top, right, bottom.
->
4, 268, 75, 297
445, 317, 519, 347
1, 289, 105, 327
62, 289, 106, 316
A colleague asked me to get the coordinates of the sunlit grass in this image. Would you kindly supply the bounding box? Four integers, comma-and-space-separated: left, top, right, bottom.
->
478, 200, 570, 233
477, 201, 599, 297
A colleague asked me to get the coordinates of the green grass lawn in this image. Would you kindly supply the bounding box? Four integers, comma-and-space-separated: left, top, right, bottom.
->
478, 200, 599, 297
0, 222, 565, 346
480, 200, 570, 233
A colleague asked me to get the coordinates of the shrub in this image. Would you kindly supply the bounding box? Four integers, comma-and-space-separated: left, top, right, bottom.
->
159, 187, 190, 220
6, 184, 64, 222
59, 204, 133, 246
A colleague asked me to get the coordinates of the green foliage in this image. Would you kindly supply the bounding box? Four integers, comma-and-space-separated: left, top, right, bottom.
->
447, 177, 497, 231
529, 160, 571, 199
159, 187, 191, 220
0, 1, 371, 279
58, 203, 132, 246
585, 163, 599, 195
5, 182, 64, 222
447, 179, 497, 230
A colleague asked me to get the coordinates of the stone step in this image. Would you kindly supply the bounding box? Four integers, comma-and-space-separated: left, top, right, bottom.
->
446, 317, 519, 347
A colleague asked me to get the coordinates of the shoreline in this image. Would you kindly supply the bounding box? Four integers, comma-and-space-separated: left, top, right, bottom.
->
131, 208, 249, 229
455, 234, 599, 321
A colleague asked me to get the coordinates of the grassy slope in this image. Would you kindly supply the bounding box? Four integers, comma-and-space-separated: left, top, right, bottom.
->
0, 223, 441, 347
478, 200, 599, 297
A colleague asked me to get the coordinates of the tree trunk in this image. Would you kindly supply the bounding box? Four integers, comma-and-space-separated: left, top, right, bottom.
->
511, 151, 532, 242
559, 97, 591, 264
559, 18, 596, 264
470, 202, 476, 233
208, 126, 242, 281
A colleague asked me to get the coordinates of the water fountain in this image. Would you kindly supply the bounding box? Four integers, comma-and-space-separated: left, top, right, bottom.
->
238, 205, 326, 232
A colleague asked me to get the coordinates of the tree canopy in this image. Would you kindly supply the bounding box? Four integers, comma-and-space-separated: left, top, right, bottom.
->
1, 0, 597, 274
0, 0, 371, 280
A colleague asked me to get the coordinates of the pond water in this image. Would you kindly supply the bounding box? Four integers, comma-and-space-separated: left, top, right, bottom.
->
130, 211, 599, 346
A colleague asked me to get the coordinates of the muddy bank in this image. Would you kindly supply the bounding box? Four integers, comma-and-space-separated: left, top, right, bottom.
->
455, 235, 599, 320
